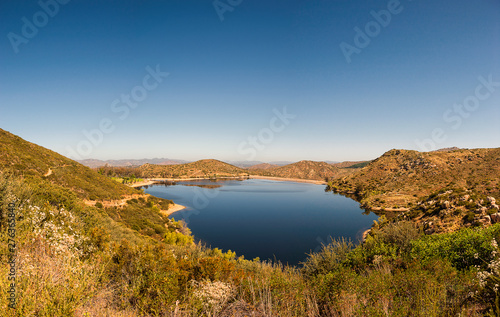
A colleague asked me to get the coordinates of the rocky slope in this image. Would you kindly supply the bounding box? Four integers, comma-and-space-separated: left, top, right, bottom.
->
328, 148, 500, 233
249, 160, 364, 181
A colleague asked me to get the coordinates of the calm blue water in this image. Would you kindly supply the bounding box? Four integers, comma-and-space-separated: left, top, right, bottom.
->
144, 179, 377, 266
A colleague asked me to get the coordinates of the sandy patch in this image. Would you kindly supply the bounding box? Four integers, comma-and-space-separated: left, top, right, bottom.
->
160, 203, 186, 217
128, 180, 157, 187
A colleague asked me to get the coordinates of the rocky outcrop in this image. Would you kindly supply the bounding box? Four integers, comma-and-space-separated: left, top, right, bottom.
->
491, 213, 500, 224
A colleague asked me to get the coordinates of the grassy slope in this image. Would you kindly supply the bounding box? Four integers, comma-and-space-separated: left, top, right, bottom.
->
0, 128, 138, 200
0, 128, 174, 241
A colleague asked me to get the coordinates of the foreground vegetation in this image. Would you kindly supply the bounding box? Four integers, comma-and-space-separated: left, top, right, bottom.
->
3, 172, 500, 316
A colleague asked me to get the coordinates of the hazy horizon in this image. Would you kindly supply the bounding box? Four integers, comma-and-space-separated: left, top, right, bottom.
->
1, 0, 499, 162
73, 145, 487, 165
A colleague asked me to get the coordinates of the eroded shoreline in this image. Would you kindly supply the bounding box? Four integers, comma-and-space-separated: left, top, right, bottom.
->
248, 175, 327, 185
129, 175, 327, 187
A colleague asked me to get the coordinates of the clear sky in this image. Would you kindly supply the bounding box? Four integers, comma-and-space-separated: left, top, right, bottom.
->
1, 0, 499, 162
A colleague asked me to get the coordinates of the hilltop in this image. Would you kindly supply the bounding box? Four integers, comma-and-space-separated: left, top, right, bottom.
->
330, 161, 371, 169
96, 159, 369, 182
0, 128, 137, 200
138, 159, 249, 179
249, 160, 363, 181
329, 148, 500, 233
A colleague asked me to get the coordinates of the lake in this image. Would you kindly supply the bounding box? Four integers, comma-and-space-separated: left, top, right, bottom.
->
144, 178, 377, 266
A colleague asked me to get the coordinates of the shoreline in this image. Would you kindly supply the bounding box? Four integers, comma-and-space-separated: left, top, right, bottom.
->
129, 180, 157, 187
362, 228, 371, 242
248, 175, 327, 185
160, 203, 187, 217
129, 175, 328, 187
130, 176, 248, 187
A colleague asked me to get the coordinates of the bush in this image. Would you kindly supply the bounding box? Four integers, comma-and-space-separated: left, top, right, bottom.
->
164, 231, 193, 245
410, 224, 500, 270
345, 221, 421, 268
464, 212, 475, 223
301, 238, 353, 277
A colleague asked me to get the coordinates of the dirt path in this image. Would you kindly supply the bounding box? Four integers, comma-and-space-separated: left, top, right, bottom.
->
84, 194, 149, 208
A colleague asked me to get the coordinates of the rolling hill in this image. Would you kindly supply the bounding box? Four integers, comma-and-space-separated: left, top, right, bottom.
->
138, 159, 249, 178
328, 148, 500, 233
0, 128, 138, 200
0, 128, 178, 241
249, 160, 363, 181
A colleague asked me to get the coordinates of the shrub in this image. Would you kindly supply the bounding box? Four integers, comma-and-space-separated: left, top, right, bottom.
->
410, 224, 500, 270
301, 238, 353, 277
164, 231, 193, 245
464, 212, 475, 223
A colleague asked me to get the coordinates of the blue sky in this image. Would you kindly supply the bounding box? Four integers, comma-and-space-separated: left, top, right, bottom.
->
1, 0, 499, 162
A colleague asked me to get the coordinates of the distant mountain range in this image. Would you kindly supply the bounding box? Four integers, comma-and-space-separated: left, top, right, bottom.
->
228, 161, 293, 168
78, 159, 295, 169
77, 158, 190, 168
247, 163, 280, 170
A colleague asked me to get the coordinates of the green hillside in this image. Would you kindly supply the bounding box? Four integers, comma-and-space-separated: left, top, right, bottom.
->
0, 128, 175, 241
0, 128, 137, 200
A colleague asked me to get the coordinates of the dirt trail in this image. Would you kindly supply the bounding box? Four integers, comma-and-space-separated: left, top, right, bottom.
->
84, 194, 149, 208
